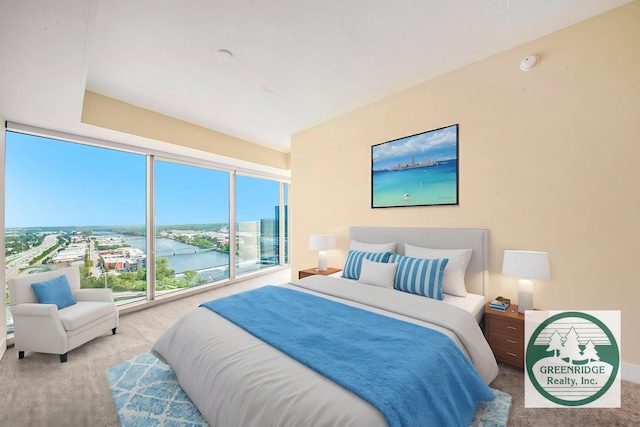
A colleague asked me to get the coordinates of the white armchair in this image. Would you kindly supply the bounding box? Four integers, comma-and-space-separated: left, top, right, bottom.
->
8, 266, 119, 362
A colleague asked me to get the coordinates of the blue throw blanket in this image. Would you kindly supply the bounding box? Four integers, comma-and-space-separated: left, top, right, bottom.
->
201, 286, 494, 427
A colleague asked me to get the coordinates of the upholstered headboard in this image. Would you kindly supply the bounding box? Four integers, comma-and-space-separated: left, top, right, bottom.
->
349, 226, 489, 296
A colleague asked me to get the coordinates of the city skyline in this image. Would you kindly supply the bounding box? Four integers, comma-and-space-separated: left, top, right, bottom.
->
372, 124, 458, 171
5, 132, 284, 228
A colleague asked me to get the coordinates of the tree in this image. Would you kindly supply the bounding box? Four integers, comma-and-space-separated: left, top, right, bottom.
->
156, 258, 175, 280
183, 270, 197, 285
545, 329, 564, 358
559, 327, 584, 364
582, 340, 600, 362
155, 257, 178, 290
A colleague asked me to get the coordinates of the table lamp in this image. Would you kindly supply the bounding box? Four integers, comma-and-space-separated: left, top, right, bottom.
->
502, 250, 550, 313
309, 235, 336, 272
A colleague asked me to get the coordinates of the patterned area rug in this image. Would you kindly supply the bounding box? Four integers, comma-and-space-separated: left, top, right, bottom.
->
108, 352, 511, 427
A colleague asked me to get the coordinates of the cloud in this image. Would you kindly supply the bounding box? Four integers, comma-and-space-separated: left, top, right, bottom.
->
372, 126, 457, 162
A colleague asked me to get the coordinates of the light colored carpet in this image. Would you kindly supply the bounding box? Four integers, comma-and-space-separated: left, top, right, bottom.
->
1, 268, 639, 426
490, 361, 640, 426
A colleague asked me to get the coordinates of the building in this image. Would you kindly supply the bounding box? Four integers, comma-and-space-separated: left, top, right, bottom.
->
52, 243, 87, 264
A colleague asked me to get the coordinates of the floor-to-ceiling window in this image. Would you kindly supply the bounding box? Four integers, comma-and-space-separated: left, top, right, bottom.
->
4, 129, 289, 335
283, 183, 289, 264
4, 132, 147, 332
236, 175, 280, 275
154, 160, 230, 296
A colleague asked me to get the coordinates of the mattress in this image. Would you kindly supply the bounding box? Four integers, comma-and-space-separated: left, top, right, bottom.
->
443, 292, 486, 324
152, 275, 499, 427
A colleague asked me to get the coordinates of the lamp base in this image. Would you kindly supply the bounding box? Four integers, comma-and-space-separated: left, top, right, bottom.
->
518, 279, 533, 314
317, 250, 327, 272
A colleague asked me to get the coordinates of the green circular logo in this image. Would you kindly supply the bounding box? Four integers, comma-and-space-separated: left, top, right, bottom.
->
526, 311, 619, 406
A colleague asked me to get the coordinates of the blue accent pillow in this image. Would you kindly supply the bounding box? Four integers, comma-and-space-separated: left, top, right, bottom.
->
342, 250, 392, 280
391, 254, 449, 300
31, 275, 77, 310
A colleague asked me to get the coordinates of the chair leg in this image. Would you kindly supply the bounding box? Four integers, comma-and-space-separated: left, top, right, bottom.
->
18, 351, 24, 359
60, 353, 68, 363
112, 327, 117, 335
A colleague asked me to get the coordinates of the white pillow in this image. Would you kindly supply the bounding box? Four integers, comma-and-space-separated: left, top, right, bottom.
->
350, 240, 397, 253
358, 258, 398, 289
404, 243, 472, 297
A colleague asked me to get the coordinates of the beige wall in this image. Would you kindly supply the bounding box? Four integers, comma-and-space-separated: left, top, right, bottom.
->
82, 91, 290, 171
291, 3, 640, 365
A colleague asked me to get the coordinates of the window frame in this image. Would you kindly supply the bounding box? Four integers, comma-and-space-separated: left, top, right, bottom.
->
3, 122, 290, 317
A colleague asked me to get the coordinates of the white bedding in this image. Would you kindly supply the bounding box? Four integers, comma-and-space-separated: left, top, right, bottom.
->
329, 271, 487, 324
442, 292, 486, 324
152, 275, 498, 427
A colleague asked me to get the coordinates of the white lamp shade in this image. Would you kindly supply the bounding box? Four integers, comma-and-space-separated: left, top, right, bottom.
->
502, 250, 550, 280
309, 235, 336, 251
502, 250, 550, 313
309, 235, 335, 272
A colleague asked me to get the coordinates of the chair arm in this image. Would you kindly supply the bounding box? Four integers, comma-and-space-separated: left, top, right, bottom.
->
10, 303, 67, 354
10, 303, 59, 318
73, 288, 115, 303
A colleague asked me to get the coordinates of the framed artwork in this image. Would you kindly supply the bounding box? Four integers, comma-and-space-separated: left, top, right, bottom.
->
371, 124, 459, 208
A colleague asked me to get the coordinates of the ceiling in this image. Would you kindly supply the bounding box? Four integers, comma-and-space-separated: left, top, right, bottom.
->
0, 0, 633, 157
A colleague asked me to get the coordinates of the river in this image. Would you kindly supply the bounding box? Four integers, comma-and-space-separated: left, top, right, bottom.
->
92, 232, 231, 274
123, 236, 231, 274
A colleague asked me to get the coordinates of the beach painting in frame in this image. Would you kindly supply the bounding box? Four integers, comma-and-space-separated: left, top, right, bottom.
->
371, 124, 459, 208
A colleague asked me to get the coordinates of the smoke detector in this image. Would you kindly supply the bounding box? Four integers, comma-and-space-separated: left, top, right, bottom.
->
520, 55, 539, 71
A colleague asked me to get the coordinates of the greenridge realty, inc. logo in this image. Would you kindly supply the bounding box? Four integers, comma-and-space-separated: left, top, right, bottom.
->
525, 310, 620, 408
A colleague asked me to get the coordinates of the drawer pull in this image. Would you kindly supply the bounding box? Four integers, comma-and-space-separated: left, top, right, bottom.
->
507, 339, 517, 344
506, 326, 517, 330
506, 352, 518, 357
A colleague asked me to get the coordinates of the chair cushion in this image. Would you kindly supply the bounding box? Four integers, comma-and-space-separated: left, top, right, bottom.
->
58, 301, 115, 331
31, 275, 77, 309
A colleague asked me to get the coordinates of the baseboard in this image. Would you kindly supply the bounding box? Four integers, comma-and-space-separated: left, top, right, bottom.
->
622, 362, 640, 384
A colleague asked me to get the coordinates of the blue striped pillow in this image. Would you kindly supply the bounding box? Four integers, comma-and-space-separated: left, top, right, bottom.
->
342, 250, 392, 280
391, 254, 449, 300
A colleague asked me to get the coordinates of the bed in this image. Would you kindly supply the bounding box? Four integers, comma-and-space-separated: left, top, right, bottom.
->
152, 226, 499, 427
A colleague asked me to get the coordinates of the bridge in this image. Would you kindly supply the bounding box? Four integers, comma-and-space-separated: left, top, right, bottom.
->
155, 247, 216, 257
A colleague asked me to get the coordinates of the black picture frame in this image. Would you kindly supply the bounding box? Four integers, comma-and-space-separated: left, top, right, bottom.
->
371, 124, 459, 208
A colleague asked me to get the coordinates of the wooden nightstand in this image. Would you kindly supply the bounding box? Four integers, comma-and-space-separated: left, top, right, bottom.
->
484, 302, 525, 369
298, 267, 341, 279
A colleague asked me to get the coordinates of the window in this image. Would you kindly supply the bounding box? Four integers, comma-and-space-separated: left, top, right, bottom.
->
283, 183, 289, 264
154, 160, 229, 296
236, 175, 280, 275
4, 129, 289, 336
4, 132, 147, 332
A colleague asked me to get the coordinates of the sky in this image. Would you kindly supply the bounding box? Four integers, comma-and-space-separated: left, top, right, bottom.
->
372, 124, 458, 170
5, 132, 283, 228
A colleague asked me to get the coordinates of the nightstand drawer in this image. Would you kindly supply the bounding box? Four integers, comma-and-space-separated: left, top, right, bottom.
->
490, 344, 524, 368
487, 316, 523, 338
488, 329, 524, 351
